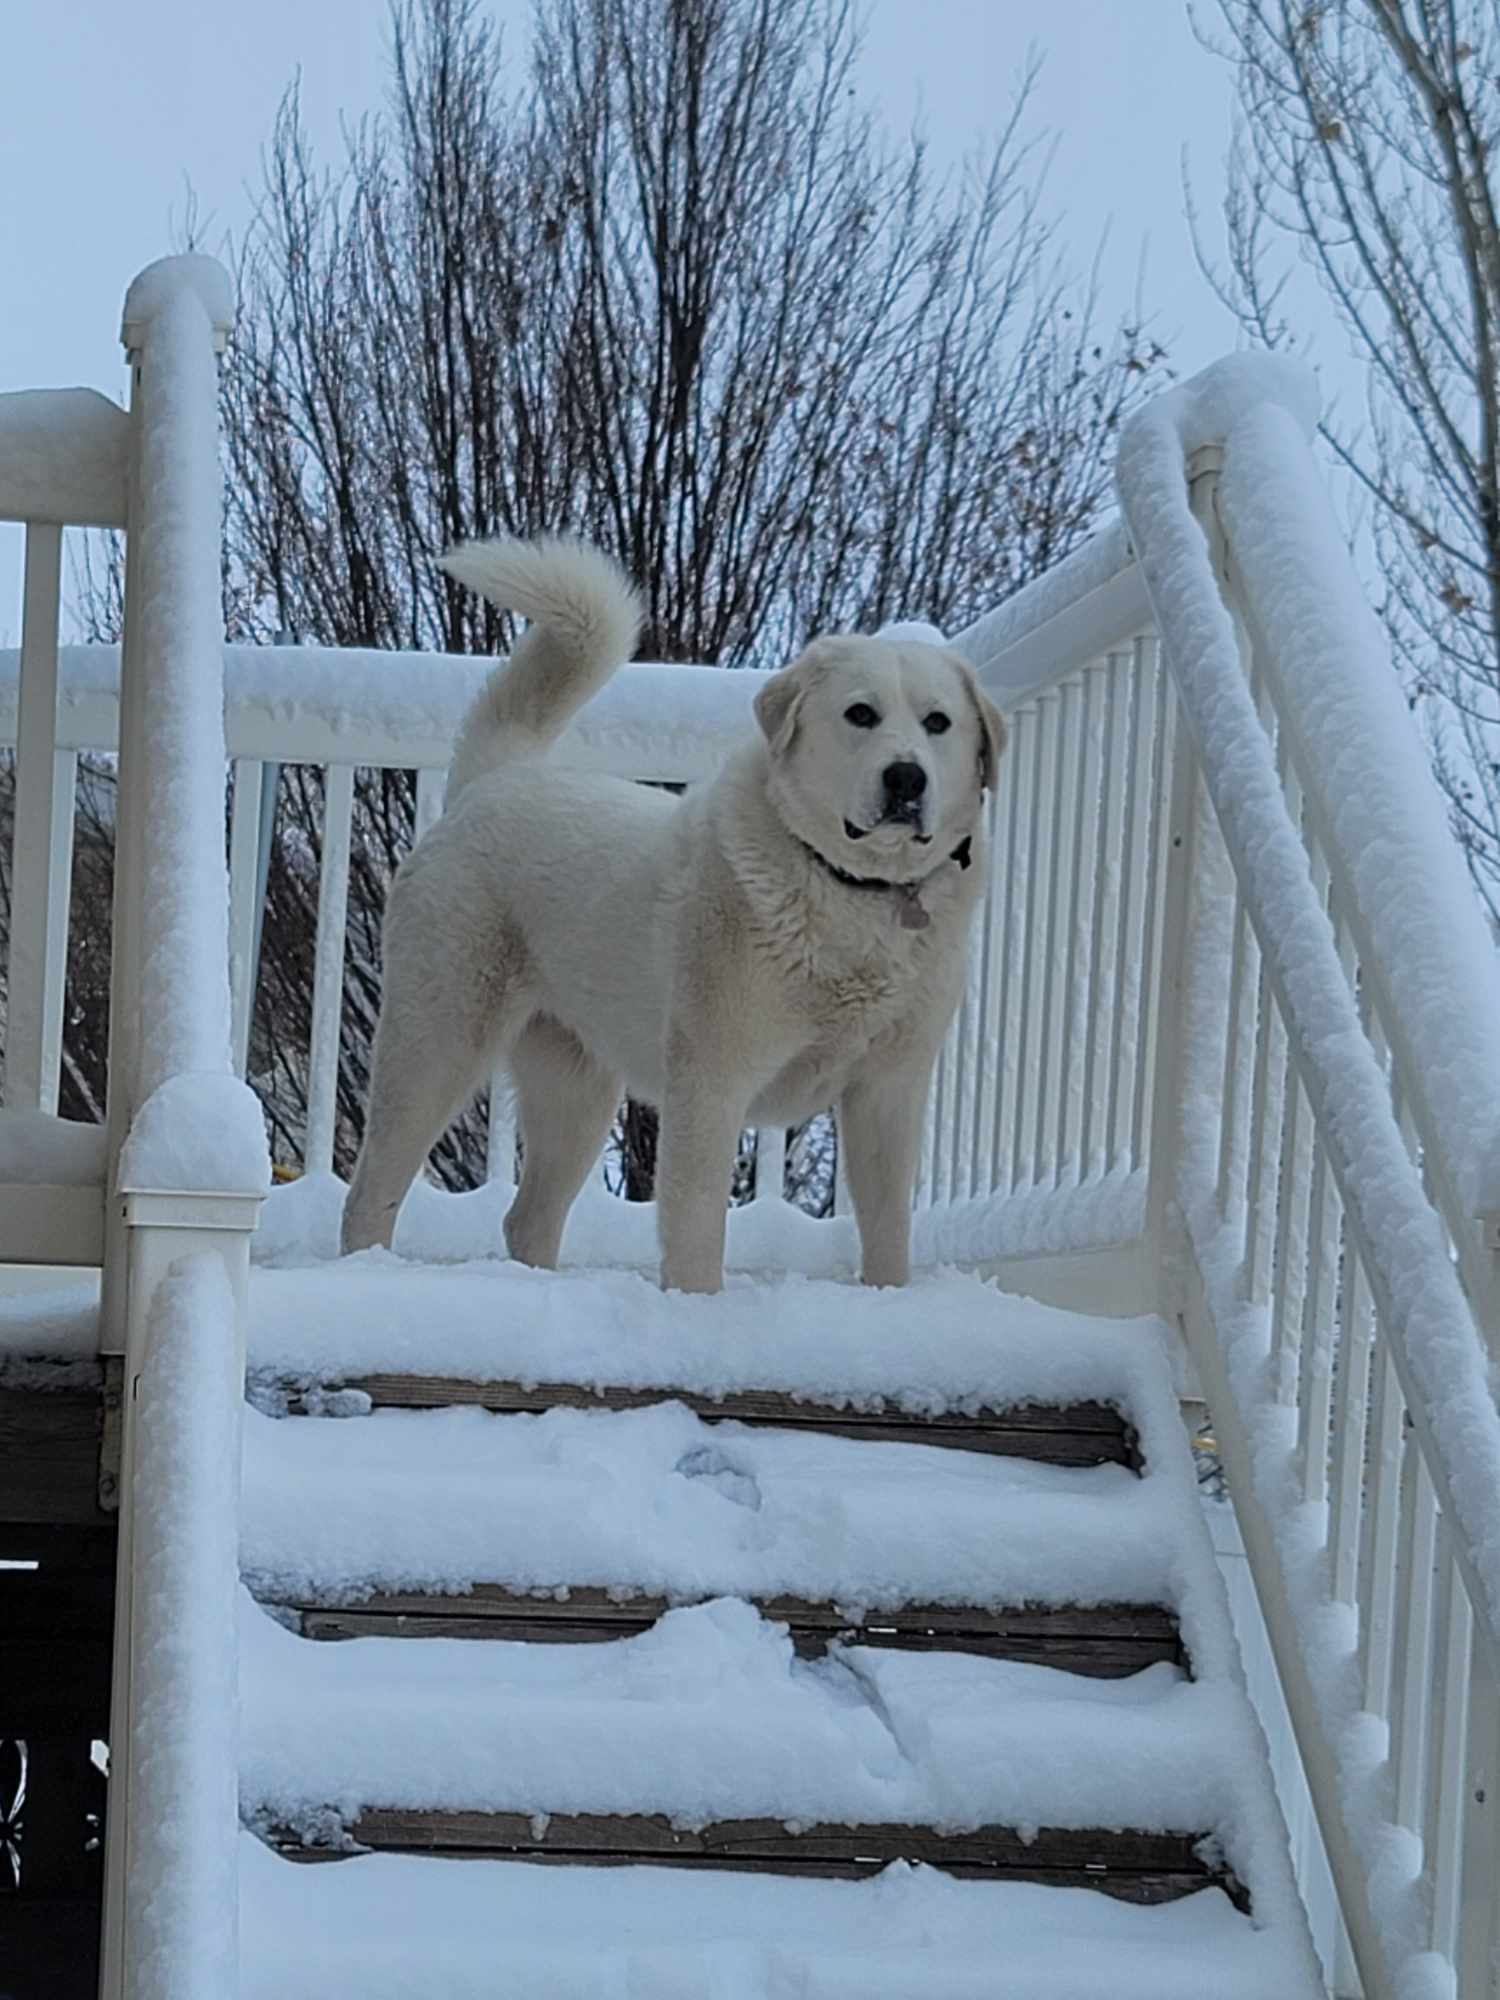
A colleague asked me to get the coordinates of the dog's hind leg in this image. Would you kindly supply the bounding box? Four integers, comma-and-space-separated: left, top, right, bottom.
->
341, 971, 512, 1256
503, 1015, 620, 1269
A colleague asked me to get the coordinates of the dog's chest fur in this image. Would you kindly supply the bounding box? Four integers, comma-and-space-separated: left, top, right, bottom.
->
741, 865, 974, 1115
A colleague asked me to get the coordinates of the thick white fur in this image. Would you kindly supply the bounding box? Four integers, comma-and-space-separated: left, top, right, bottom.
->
343, 537, 1006, 1292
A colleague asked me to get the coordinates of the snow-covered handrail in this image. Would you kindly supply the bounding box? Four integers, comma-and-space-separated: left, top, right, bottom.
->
1147, 358, 1500, 1252
0, 512, 1152, 778
1118, 355, 1500, 2000
0, 644, 769, 782
120, 1255, 241, 1998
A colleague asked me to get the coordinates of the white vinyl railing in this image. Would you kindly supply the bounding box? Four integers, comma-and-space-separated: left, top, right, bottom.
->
4, 331, 1500, 1996
1115, 369, 1500, 2000
0, 257, 269, 2000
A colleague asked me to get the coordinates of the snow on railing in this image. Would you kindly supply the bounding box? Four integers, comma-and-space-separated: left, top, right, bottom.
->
1119, 356, 1500, 2000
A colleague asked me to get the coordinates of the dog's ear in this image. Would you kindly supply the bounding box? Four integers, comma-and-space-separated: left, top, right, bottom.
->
962, 667, 1007, 794
755, 650, 824, 757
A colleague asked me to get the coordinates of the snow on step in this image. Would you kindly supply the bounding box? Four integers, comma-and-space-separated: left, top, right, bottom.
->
242, 1398, 1174, 1611
241, 1591, 1251, 1840
240, 1832, 1313, 2000
248, 1258, 1180, 1415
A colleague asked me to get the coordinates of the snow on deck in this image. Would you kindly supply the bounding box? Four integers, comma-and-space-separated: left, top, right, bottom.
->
239, 1830, 1303, 2000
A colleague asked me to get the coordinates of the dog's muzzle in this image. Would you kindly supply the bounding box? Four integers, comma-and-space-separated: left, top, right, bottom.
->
879, 759, 928, 832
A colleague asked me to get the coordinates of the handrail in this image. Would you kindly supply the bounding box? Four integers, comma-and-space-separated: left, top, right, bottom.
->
0, 521, 1150, 777
1118, 358, 1500, 1999
0, 643, 767, 780
1121, 369, 1500, 1638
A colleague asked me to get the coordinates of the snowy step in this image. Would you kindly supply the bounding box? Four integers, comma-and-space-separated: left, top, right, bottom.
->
241, 1594, 1254, 1896
302, 1809, 1232, 1901
283, 1373, 1139, 1466
240, 1832, 1316, 2000
241, 1399, 1185, 1627
291, 1589, 1183, 1678
246, 1262, 1179, 1440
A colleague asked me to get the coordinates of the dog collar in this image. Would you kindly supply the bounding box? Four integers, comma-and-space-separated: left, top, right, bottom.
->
799, 835, 973, 932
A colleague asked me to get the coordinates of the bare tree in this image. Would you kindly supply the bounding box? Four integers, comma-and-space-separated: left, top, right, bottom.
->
1196, 0, 1500, 917
69, 0, 1165, 1201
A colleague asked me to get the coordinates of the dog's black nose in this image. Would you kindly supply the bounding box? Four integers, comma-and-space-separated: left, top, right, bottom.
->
883, 760, 927, 804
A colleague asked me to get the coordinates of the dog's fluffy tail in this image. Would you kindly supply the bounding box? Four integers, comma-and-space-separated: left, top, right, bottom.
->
439, 535, 642, 799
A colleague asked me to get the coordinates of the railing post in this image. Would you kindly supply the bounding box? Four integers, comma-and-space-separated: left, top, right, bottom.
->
1143, 451, 1224, 1322
120, 1253, 242, 1999
304, 762, 355, 1175
753, 1125, 787, 1204
101, 1195, 259, 2000
98, 355, 150, 1355
1459, 1629, 1500, 1998
96, 256, 263, 2000
227, 759, 265, 1077
8, 519, 73, 1112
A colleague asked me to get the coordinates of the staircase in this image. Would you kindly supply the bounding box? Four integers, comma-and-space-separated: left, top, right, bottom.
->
7, 262, 1500, 1998
234, 1255, 1323, 1997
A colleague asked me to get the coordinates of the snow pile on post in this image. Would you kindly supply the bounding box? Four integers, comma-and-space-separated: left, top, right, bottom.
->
0, 387, 130, 528
124, 1254, 240, 2000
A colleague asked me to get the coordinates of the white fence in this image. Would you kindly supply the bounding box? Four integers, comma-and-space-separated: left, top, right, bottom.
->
3, 283, 1500, 1998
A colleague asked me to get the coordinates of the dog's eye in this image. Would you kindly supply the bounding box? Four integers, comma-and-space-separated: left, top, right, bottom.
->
923, 712, 952, 736
844, 703, 880, 729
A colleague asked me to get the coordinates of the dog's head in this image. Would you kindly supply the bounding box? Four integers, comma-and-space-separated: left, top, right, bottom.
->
754, 635, 1005, 878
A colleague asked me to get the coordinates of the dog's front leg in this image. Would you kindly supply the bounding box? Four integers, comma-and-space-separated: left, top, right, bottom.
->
839, 1055, 937, 1288
657, 1022, 747, 1295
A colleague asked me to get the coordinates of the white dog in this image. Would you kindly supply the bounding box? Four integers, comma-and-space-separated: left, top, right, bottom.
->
342, 537, 1005, 1292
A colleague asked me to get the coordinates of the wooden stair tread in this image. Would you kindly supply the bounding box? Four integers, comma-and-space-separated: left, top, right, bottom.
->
288, 1376, 1139, 1467
276, 1586, 1183, 1677
271, 1809, 1240, 1907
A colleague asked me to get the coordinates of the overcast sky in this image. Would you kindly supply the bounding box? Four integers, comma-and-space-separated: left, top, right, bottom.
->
0, 0, 1307, 641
